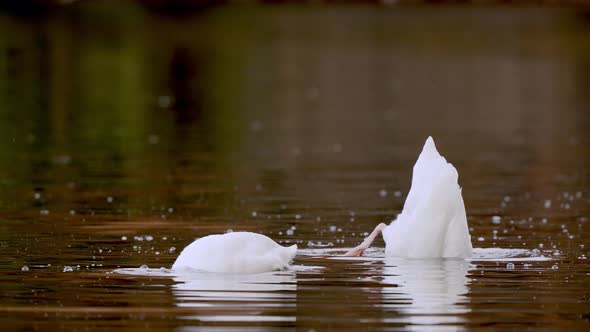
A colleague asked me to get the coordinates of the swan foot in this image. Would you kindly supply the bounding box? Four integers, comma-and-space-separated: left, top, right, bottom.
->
343, 223, 387, 257
344, 246, 366, 257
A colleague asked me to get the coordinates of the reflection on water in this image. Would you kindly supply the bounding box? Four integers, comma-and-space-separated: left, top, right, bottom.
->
111, 256, 473, 330
382, 258, 471, 331
173, 271, 297, 300
173, 271, 297, 323
111, 247, 554, 331
0, 2, 590, 331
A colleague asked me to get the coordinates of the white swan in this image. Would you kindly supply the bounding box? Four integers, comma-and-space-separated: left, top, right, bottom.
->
172, 232, 297, 273
346, 136, 473, 258
172, 137, 470, 272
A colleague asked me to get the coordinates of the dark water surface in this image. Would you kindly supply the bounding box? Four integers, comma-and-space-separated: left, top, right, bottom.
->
1, 2, 590, 331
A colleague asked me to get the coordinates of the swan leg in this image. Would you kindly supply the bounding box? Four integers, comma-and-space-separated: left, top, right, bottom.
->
343, 223, 387, 256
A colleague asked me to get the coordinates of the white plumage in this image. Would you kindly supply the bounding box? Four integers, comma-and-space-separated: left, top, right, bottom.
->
173, 137, 470, 269
382, 137, 473, 258
172, 232, 297, 273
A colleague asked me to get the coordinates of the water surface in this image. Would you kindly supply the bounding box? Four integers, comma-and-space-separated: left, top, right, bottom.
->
0, 3, 590, 331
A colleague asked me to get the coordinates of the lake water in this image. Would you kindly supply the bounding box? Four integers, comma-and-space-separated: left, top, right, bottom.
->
0, 2, 589, 331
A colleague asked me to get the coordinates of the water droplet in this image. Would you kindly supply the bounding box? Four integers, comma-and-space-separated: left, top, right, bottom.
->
52, 155, 71, 165
394, 191, 402, 198
503, 196, 511, 202
63, 266, 73, 272
492, 216, 501, 224
39, 209, 49, 215
226, 229, 233, 233
379, 189, 388, 198
21, 266, 29, 272
477, 237, 485, 242
290, 147, 301, 157
168, 208, 174, 213
544, 200, 551, 209
307, 241, 334, 248
329, 225, 337, 232
251, 211, 257, 217
107, 196, 114, 203
295, 214, 302, 220
305, 87, 319, 101
332, 143, 343, 153
286, 229, 294, 236
531, 249, 541, 257
34, 192, 41, 200
69, 210, 76, 215
551, 264, 559, 270
158, 95, 171, 108
140, 264, 149, 269
145, 235, 153, 242
121, 236, 127, 241
168, 247, 176, 253
506, 263, 515, 269
148, 134, 160, 144
249, 120, 264, 132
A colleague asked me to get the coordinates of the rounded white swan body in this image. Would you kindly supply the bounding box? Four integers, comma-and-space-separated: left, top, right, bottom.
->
172, 232, 297, 273
382, 137, 473, 258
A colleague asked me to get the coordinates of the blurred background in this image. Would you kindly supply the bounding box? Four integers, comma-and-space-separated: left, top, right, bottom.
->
1, 1, 590, 330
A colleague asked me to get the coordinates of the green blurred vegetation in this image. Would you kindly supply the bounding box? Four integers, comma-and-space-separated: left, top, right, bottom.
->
0, 2, 252, 214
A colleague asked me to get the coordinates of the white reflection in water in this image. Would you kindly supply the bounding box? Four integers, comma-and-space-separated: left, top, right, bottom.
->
112, 266, 300, 324
173, 270, 297, 302
469, 248, 552, 261
381, 258, 472, 331
172, 269, 297, 323
113, 248, 545, 330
